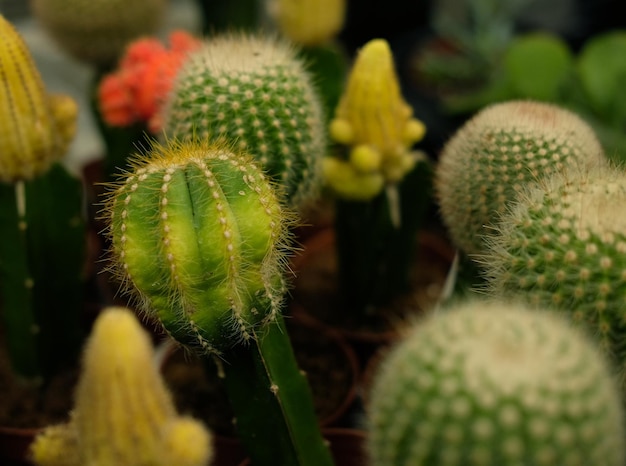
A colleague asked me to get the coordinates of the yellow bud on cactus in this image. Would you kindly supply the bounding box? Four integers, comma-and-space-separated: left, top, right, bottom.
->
322, 155, 385, 200
326, 38, 426, 199
0, 15, 77, 182
350, 145, 382, 172
30, 307, 212, 466
269, 0, 346, 46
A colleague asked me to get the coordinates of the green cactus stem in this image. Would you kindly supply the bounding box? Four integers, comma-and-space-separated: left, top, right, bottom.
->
367, 299, 626, 466
480, 165, 626, 383
435, 100, 606, 257
103, 138, 334, 466
162, 33, 327, 212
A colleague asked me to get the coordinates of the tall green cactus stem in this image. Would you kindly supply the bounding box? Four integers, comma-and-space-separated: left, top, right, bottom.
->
103, 138, 334, 466
436, 100, 606, 256
30, 307, 213, 466
480, 166, 626, 383
367, 300, 626, 466
162, 33, 326, 211
31, 0, 166, 69
0, 14, 84, 383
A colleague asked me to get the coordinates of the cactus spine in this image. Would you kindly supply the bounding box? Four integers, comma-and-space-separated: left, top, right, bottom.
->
103, 138, 334, 466
0, 14, 84, 383
436, 100, 606, 256
30, 307, 213, 466
162, 33, 326, 211
367, 300, 626, 466
31, 0, 166, 69
480, 166, 626, 381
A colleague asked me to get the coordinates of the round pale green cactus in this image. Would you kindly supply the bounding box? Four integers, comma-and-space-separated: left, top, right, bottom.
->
480, 165, 626, 378
104, 138, 294, 355
162, 33, 326, 210
32, 0, 166, 68
435, 100, 605, 256
367, 299, 626, 466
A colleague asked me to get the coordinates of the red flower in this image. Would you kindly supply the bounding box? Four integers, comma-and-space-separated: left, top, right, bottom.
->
98, 31, 201, 133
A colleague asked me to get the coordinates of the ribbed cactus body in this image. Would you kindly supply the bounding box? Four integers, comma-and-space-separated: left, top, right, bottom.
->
481, 166, 626, 375
32, 0, 166, 68
162, 33, 326, 210
436, 100, 605, 255
0, 15, 77, 182
367, 300, 626, 466
106, 139, 291, 355
31, 307, 212, 466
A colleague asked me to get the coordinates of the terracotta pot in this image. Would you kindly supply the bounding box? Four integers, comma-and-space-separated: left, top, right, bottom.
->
237, 427, 368, 466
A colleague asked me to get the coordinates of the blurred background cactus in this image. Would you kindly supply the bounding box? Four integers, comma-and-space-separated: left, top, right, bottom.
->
480, 165, 626, 385
30, 307, 213, 466
162, 33, 327, 212
0, 14, 86, 391
103, 138, 334, 466
367, 299, 626, 466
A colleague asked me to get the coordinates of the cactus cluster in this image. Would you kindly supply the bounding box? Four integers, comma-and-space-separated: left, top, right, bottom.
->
323, 39, 426, 201
480, 165, 626, 378
162, 33, 326, 210
31, 0, 166, 68
30, 307, 212, 466
435, 100, 606, 255
367, 300, 626, 466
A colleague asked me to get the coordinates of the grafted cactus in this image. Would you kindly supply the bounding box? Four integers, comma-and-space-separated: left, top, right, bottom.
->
30, 307, 212, 466
481, 165, 626, 382
436, 100, 605, 256
162, 33, 326, 211
367, 300, 626, 466
103, 138, 334, 466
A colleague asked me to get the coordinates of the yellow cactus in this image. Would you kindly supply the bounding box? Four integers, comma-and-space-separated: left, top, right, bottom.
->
30, 307, 212, 466
324, 39, 426, 200
0, 14, 77, 183
268, 0, 346, 46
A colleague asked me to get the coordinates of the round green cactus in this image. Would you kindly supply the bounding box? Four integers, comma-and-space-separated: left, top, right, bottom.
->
435, 100, 605, 256
104, 138, 294, 355
367, 299, 625, 466
162, 33, 326, 210
480, 165, 626, 377
32, 0, 166, 68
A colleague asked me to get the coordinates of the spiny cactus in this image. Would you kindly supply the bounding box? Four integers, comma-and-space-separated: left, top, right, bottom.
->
436, 100, 606, 256
162, 33, 326, 211
0, 14, 77, 183
102, 138, 334, 466
266, 0, 347, 46
367, 300, 626, 466
31, 0, 166, 69
0, 14, 84, 383
480, 165, 626, 380
30, 307, 213, 466
323, 38, 426, 201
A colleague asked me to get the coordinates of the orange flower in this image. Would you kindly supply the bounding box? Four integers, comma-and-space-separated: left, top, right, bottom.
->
98, 30, 200, 133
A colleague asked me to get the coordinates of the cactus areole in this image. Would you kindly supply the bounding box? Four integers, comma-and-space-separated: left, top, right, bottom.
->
105, 139, 292, 355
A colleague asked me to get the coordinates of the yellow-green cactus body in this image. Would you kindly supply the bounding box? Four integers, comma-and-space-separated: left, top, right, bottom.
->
324, 39, 426, 200
0, 15, 77, 182
367, 300, 626, 466
436, 100, 605, 256
268, 0, 346, 46
31, 307, 212, 466
32, 0, 166, 68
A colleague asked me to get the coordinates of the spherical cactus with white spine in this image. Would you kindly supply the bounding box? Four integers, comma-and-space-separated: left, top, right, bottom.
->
366, 299, 626, 466
162, 33, 326, 211
435, 100, 605, 256
480, 165, 626, 379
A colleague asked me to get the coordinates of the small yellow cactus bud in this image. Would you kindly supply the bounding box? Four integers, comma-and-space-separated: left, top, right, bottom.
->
0, 14, 77, 182
350, 145, 382, 172
322, 156, 384, 200
31, 307, 213, 466
325, 38, 426, 199
269, 0, 346, 46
